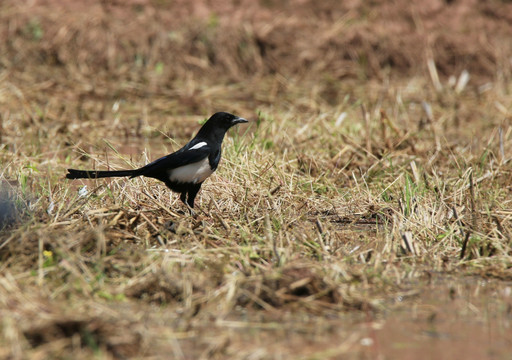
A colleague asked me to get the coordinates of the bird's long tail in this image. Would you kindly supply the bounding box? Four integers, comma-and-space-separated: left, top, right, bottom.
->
66, 168, 141, 180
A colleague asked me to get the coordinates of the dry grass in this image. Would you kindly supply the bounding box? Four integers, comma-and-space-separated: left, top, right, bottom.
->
1, 0, 512, 358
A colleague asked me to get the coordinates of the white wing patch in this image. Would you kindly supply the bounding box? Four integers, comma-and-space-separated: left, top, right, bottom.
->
168, 157, 214, 184
189, 141, 208, 150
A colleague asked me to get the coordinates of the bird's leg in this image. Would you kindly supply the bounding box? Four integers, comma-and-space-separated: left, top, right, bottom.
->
180, 192, 187, 205
185, 183, 202, 216
184, 199, 196, 217
178, 192, 195, 215
188, 207, 196, 217
186, 184, 201, 208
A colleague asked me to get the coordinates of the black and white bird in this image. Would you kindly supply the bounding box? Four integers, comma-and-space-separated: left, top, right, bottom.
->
66, 112, 248, 211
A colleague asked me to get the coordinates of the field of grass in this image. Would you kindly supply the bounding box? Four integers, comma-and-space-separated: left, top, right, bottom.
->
1, 0, 511, 358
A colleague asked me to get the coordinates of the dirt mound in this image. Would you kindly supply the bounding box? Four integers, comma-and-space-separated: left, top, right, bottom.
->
1, 0, 510, 84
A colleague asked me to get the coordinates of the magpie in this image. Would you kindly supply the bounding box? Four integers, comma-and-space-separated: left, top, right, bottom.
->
66, 112, 248, 211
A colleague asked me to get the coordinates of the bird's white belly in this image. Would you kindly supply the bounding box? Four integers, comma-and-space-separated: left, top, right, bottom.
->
169, 158, 213, 184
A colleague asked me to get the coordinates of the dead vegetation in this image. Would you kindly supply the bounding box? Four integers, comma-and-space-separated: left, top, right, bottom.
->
0, 0, 512, 358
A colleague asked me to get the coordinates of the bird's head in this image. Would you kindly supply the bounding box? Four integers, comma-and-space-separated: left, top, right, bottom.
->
195, 112, 248, 141
211, 112, 248, 129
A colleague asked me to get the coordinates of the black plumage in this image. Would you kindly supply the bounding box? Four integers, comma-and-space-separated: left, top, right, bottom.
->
66, 112, 248, 210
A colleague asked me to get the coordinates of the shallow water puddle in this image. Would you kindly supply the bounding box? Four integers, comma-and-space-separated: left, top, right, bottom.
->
208, 276, 512, 359
370, 277, 512, 359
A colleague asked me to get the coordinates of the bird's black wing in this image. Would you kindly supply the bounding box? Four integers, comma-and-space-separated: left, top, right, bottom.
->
138, 144, 211, 179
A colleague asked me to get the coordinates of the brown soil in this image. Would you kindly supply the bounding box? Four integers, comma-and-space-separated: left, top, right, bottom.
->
2, 0, 511, 85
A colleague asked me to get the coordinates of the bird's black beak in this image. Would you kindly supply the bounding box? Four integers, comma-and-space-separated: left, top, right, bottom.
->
232, 116, 248, 125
